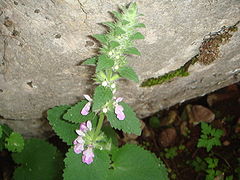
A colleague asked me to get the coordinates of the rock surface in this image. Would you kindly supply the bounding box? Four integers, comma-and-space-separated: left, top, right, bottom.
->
0, 0, 239, 137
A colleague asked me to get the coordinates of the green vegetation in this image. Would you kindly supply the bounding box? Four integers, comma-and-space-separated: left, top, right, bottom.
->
197, 122, 223, 152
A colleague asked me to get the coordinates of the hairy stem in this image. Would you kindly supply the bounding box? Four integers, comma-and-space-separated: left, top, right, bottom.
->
94, 112, 104, 138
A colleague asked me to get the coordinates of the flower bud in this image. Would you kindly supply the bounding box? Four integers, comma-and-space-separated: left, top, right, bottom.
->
102, 81, 108, 86
103, 108, 108, 113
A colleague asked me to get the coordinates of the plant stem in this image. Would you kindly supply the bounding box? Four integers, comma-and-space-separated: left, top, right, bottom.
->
94, 112, 104, 138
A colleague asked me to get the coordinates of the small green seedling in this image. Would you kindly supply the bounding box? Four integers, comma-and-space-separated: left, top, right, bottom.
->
164, 147, 178, 159
189, 156, 223, 180
149, 116, 161, 128
0, 124, 24, 152
163, 145, 186, 160
225, 175, 233, 180
190, 156, 207, 172
197, 122, 223, 152
205, 157, 222, 180
5, 132, 24, 153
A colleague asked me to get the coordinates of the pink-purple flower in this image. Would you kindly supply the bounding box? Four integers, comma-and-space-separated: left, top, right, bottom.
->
114, 97, 125, 120
73, 121, 95, 164
81, 95, 92, 115
82, 146, 94, 165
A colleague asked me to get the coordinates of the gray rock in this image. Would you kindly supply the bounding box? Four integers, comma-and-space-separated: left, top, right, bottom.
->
0, 0, 239, 137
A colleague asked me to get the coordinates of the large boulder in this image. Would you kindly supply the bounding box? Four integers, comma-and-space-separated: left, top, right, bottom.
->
0, 0, 239, 137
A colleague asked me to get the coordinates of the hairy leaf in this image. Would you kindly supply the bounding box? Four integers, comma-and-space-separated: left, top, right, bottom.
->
63, 148, 110, 180
121, 20, 130, 25
106, 102, 141, 135
124, 47, 141, 56
96, 55, 114, 72
109, 41, 120, 49
118, 66, 139, 83
134, 23, 146, 28
63, 100, 96, 124
130, 32, 145, 40
114, 27, 126, 36
47, 105, 79, 145
107, 144, 169, 180
111, 11, 122, 20
92, 86, 113, 111
92, 34, 107, 44
102, 22, 115, 29
12, 139, 63, 180
82, 57, 97, 65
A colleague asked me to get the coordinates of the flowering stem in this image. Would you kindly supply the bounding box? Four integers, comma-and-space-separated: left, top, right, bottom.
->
94, 112, 104, 138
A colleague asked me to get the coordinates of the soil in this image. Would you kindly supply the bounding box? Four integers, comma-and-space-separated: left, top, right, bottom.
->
137, 83, 240, 180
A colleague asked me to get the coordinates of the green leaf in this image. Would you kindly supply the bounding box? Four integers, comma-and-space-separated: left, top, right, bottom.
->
206, 142, 213, 152
109, 41, 120, 49
118, 66, 139, 83
82, 57, 97, 65
47, 105, 79, 145
114, 27, 126, 36
130, 32, 145, 40
107, 144, 169, 180
122, 20, 130, 25
96, 54, 114, 72
92, 86, 113, 111
63, 100, 96, 124
111, 11, 122, 20
102, 21, 115, 29
92, 34, 107, 44
124, 47, 141, 56
197, 139, 205, 148
134, 23, 146, 28
201, 122, 211, 134
110, 74, 120, 81
12, 139, 63, 180
0, 124, 12, 151
214, 129, 223, 137
198, 122, 223, 152
128, 2, 137, 11
5, 132, 24, 153
63, 148, 110, 180
106, 102, 141, 135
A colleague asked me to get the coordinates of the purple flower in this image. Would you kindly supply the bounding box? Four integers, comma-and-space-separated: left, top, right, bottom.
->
81, 95, 92, 115
73, 136, 85, 154
73, 121, 95, 164
115, 104, 124, 113
82, 146, 94, 165
74, 143, 84, 154
114, 97, 125, 120
76, 129, 86, 137
80, 122, 88, 132
115, 104, 125, 120
74, 136, 85, 145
